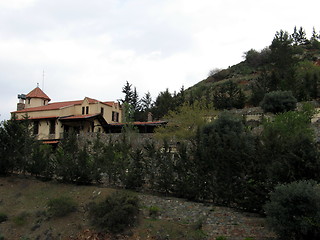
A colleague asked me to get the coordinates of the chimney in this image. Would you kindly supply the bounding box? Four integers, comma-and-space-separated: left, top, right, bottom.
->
17, 94, 26, 110
17, 103, 25, 111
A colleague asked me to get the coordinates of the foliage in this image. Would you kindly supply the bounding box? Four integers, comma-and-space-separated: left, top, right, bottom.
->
0, 116, 35, 175
261, 110, 320, 184
264, 180, 320, 240
28, 143, 54, 179
13, 211, 29, 226
215, 236, 227, 240
47, 196, 77, 217
208, 68, 222, 77
155, 101, 216, 141
249, 71, 275, 106
295, 61, 320, 100
213, 80, 246, 110
0, 213, 8, 223
89, 191, 139, 233
53, 132, 103, 184
198, 113, 256, 206
260, 90, 297, 113
152, 140, 175, 193
124, 148, 145, 190
148, 206, 160, 219
152, 88, 176, 120
244, 47, 271, 68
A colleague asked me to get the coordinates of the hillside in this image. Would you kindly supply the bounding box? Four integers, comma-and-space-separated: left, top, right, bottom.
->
182, 28, 320, 110
0, 176, 275, 240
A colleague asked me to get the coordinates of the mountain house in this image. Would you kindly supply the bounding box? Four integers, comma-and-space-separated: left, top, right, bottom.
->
11, 86, 166, 144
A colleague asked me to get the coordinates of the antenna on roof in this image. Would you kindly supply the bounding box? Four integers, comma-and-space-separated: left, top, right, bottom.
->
42, 69, 45, 91
37, 82, 39, 87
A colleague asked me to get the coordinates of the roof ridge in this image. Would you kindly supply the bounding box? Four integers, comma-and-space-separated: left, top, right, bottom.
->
26, 87, 51, 101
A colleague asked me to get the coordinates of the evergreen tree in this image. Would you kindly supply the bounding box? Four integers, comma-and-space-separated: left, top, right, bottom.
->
270, 30, 298, 92
152, 89, 175, 119
121, 81, 133, 104
261, 109, 320, 184
0, 116, 35, 174
141, 92, 153, 111
213, 80, 245, 110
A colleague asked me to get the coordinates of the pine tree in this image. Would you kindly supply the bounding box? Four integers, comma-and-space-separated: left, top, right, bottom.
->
141, 92, 153, 111
122, 81, 133, 104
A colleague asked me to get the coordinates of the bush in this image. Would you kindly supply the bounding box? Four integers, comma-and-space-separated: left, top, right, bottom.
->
215, 236, 227, 240
0, 213, 7, 223
47, 196, 77, 217
264, 180, 320, 240
148, 206, 160, 219
260, 90, 297, 113
89, 191, 139, 233
13, 212, 29, 226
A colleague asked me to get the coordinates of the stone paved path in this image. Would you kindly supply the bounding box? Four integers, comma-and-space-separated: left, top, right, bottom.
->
138, 194, 276, 240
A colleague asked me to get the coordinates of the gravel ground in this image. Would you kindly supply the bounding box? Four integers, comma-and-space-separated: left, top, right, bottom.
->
138, 193, 276, 240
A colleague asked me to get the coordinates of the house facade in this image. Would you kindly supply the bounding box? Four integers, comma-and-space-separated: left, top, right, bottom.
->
11, 87, 122, 143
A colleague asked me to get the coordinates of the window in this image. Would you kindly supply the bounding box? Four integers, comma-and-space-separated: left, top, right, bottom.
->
86, 106, 89, 114
101, 107, 104, 115
82, 107, 85, 115
33, 121, 39, 135
49, 120, 56, 135
112, 111, 119, 122
28, 99, 30, 104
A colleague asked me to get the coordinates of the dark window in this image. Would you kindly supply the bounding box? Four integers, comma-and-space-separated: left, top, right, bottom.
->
116, 112, 119, 122
28, 99, 30, 104
101, 107, 104, 115
112, 111, 119, 122
49, 120, 56, 135
82, 107, 85, 115
86, 106, 89, 114
33, 121, 39, 135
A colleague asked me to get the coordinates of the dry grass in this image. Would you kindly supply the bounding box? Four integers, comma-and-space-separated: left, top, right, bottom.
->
0, 176, 206, 240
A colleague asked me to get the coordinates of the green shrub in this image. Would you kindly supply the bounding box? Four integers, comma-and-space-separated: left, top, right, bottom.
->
89, 191, 139, 233
47, 196, 77, 217
260, 90, 297, 113
264, 180, 320, 240
0, 233, 4, 240
148, 205, 160, 219
0, 213, 8, 223
215, 236, 227, 240
13, 212, 29, 226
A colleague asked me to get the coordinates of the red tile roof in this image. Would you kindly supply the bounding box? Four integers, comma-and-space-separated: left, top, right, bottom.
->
16, 116, 58, 120
26, 87, 51, 101
12, 100, 84, 113
110, 121, 167, 126
12, 97, 118, 114
59, 114, 100, 120
43, 140, 59, 144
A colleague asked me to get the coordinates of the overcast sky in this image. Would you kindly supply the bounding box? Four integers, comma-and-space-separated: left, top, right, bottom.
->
0, 0, 319, 121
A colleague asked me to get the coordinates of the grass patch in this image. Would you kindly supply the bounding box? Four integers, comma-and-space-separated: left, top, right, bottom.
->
136, 218, 207, 240
13, 211, 29, 226
47, 196, 77, 217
